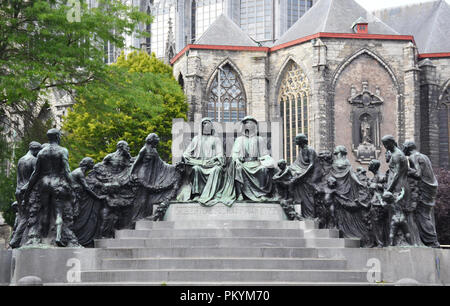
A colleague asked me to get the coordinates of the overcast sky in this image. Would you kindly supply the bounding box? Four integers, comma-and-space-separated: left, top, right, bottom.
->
355, 0, 449, 11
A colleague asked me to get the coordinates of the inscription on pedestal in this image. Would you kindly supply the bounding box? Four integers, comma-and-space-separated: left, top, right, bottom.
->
164, 203, 288, 221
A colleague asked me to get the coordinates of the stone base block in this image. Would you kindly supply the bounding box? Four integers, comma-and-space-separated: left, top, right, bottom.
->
164, 202, 288, 221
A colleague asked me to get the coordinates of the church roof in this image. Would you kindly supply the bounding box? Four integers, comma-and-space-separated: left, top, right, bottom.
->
274, 0, 399, 47
373, 0, 450, 54
194, 14, 259, 47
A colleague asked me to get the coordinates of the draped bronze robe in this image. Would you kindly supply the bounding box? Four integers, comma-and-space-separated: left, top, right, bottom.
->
176, 131, 226, 205
331, 157, 369, 244
131, 145, 180, 222
231, 134, 276, 202
289, 146, 320, 219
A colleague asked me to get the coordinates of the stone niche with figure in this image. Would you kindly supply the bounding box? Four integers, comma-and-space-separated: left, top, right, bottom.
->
348, 81, 383, 164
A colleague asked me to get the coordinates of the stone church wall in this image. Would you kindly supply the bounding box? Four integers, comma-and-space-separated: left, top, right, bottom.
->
173, 49, 269, 122
432, 57, 450, 88
268, 38, 411, 169
172, 38, 450, 169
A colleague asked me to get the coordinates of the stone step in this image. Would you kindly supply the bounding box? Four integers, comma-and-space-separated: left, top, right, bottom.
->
99, 257, 348, 270
49, 281, 397, 286
116, 228, 340, 239
96, 247, 320, 258
95, 237, 360, 249
135, 220, 318, 230
80, 269, 370, 283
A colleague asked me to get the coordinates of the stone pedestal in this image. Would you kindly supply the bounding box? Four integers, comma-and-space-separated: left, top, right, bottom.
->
163, 202, 288, 221
6, 202, 450, 285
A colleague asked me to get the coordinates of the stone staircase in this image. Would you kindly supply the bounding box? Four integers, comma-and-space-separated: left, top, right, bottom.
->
76, 219, 376, 285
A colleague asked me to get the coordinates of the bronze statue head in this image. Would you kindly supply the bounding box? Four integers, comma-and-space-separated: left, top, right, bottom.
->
334, 145, 347, 157
201, 119, 213, 136
381, 135, 397, 151
79, 157, 95, 170
146, 133, 160, 146
47, 128, 61, 144
356, 166, 367, 176
402, 140, 417, 156
277, 159, 287, 170
116, 140, 130, 153
295, 134, 308, 147
368, 159, 380, 173
29, 141, 42, 157
242, 117, 257, 137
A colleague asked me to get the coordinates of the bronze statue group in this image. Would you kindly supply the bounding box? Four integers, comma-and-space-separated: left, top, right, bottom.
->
9, 116, 440, 249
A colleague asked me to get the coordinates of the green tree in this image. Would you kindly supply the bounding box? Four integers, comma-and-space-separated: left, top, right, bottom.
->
62, 50, 187, 168
0, 0, 151, 227
0, 0, 151, 126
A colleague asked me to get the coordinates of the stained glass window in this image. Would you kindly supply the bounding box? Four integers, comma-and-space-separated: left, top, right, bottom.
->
278, 62, 311, 164
207, 64, 247, 122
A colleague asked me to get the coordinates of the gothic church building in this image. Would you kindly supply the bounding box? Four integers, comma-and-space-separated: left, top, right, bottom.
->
171, 0, 450, 169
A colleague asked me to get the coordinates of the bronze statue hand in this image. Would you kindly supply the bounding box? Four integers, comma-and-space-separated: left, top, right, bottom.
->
407, 169, 420, 180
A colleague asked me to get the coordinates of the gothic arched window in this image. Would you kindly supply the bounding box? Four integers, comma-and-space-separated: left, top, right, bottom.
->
207, 64, 247, 122
278, 61, 311, 164
439, 84, 450, 169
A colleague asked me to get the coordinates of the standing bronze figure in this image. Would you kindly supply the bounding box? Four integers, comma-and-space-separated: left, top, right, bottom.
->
382, 135, 422, 246
23, 129, 80, 247
403, 141, 440, 248
9, 142, 42, 248
367, 160, 389, 247
131, 133, 181, 221
72, 157, 105, 247
288, 134, 320, 219
95, 140, 135, 230
331, 146, 369, 246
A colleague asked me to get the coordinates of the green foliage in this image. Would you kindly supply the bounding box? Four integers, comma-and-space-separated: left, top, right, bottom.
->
115, 51, 173, 75
0, 0, 151, 118
62, 51, 187, 168
0, 0, 152, 227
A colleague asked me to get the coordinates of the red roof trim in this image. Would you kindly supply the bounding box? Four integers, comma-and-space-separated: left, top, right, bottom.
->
270, 32, 415, 51
170, 44, 269, 64
191, 44, 270, 52
171, 32, 416, 64
269, 33, 321, 52
170, 44, 191, 64
418, 53, 450, 59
